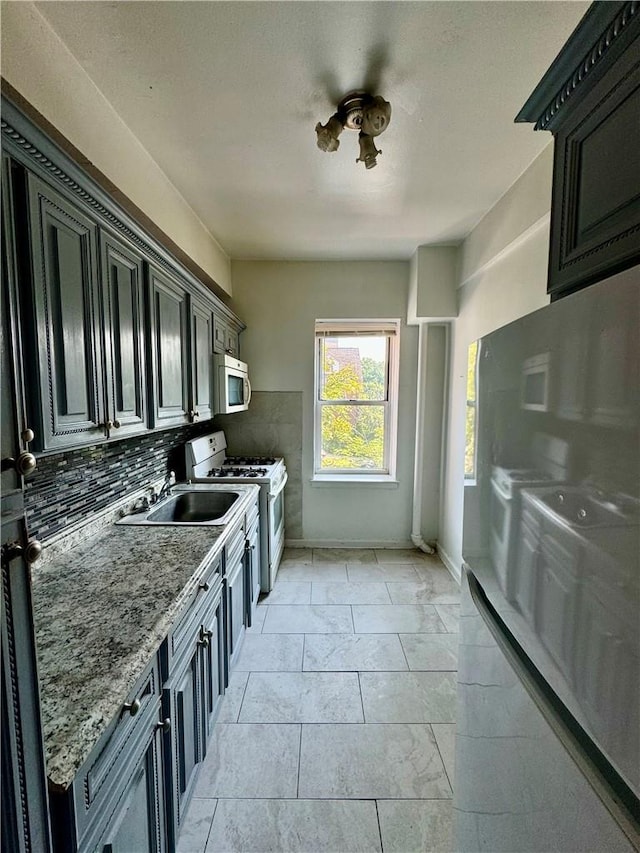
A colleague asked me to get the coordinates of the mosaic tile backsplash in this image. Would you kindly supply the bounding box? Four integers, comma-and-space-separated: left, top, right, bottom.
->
25, 391, 303, 544
24, 422, 212, 542
214, 391, 303, 539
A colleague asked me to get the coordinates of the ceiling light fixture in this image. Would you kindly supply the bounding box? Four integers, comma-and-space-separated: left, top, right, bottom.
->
315, 91, 392, 170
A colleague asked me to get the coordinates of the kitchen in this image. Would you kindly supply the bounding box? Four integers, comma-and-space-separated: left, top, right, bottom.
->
1, 2, 639, 852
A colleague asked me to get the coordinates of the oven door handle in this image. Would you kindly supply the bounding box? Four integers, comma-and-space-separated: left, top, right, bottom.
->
491, 478, 512, 502
269, 471, 288, 501
244, 377, 252, 407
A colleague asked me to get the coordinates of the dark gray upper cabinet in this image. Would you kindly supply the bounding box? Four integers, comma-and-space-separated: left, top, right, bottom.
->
100, 230, 147, 438
2, 97, 245, 453
147, 266, 190, 429
516, 2, 640, 299
189, 296, 214, 423
25, 173, 107, 451
212, 311, 239, 358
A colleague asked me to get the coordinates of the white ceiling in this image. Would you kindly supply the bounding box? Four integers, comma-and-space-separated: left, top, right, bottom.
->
35, 1, 589, 261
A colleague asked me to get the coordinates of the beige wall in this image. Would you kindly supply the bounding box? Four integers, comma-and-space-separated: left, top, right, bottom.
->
1, 1, 231, 294
231, 260, 420, 547
438, 144, 554, 578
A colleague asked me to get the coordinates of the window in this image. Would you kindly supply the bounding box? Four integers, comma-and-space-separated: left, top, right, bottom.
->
314, 319, 400, 479
465, 339, 479, 480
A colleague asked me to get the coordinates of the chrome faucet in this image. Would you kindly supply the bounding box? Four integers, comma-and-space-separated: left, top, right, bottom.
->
158, 471, 175, 502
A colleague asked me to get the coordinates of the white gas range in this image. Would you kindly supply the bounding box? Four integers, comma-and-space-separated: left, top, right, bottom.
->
185, 431, 287, 592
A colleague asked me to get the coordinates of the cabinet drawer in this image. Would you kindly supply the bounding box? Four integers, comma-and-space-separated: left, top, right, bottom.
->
72, 653, 161, 845
167, 556, 222, 668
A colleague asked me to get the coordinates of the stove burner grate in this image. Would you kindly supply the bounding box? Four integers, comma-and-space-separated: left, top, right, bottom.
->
206, 466, 269, 478
225, 455, 277, 466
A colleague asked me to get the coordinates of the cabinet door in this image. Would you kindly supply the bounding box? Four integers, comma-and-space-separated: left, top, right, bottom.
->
100, 231, 147, 438
164, 640, 205, 847
175, 652, 200, 807
147, 267, 189, 428
200, 593, 225, 745
98, 727, 166, 853
26, 174, 106, 450
245, 519, 261, 627
225, 553, 246, 678
212, 312, 227, 355
190, 297, 213, 422
547, 52, 640, 298
225, 326, 239, 358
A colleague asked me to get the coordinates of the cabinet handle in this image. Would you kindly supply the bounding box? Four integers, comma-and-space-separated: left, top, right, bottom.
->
198, 580, 210, 593
113, 419, 121, 429
1, 452, 37, 477
2, 539, 42, 565
21, 427, 35, 444
123, 698, 141, 717
156, 717, 171, 734
198, 626, 213, 647
188, 410, 200, 422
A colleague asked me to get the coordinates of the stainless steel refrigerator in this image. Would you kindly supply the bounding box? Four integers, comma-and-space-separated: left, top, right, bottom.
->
455, 268, 639, 851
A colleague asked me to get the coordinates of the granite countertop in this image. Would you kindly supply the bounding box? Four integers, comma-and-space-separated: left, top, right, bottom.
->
31, 484, 259, 790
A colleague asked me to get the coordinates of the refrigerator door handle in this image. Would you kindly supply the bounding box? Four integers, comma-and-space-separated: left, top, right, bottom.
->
466, 569, 640, 846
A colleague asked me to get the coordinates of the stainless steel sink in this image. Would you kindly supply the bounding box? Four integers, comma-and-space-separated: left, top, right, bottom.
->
117, 488, 242, 526
538, 489, 638, 529
148, 491, 239, 523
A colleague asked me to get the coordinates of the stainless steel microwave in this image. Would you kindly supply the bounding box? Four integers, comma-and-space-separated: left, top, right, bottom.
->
213, 354, 252, 414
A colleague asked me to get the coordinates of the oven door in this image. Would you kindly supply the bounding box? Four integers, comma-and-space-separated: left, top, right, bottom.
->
267, 471, 288, 584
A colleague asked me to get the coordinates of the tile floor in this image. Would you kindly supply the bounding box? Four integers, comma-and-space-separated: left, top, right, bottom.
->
177, 547, 460, 853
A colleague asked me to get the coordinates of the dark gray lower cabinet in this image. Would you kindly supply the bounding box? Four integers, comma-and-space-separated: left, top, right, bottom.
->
245, 502, 261, 628
51, 655, 167, 853
49, 525, 252, 852
96, 723, 166, 853
224, 525, 246, 685
163, 580, 224, 849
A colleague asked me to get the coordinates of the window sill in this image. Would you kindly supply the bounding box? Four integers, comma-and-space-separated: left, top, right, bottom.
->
310, 474, 399, 488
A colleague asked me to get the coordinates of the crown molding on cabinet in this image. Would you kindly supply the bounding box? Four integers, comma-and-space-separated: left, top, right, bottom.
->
0, 92, 243, 330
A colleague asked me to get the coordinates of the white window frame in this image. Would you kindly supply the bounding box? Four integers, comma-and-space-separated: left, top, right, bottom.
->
313, 319, 400, 482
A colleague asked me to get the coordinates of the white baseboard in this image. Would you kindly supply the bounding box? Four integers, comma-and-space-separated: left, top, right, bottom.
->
436, 543, 461, 584
285, 538, 416, 550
